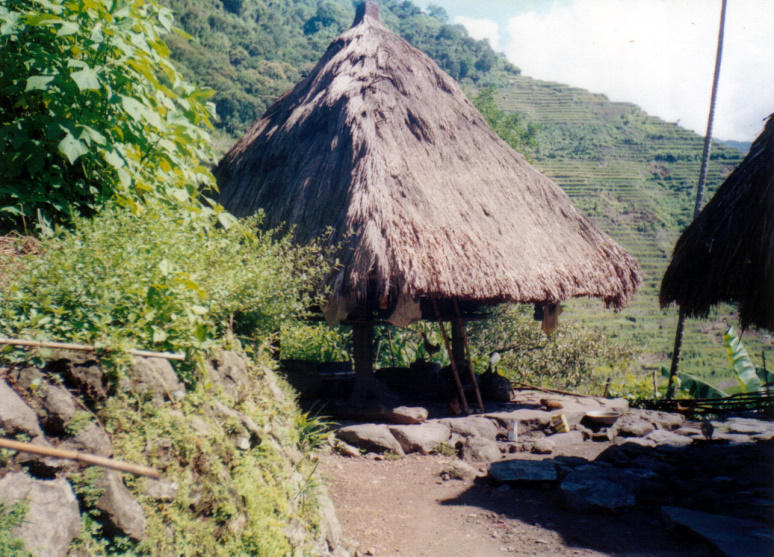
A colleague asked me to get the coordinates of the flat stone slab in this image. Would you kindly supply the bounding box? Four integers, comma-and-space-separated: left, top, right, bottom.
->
559, 465, 658, 512
489, 459, 558, 483
724, 417, 774, 436
645, 429, 693, 447
662, 506, 774, 557
0, 379, 43, 437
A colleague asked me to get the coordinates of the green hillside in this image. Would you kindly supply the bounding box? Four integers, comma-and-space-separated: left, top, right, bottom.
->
493, 76, 771, 381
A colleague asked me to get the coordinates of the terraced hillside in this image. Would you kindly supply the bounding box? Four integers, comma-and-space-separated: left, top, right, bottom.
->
495, 76, 771, 385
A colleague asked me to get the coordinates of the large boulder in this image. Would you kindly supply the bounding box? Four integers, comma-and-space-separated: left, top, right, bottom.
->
337, 424, 404, 455
96, 471, 147, 541
0, 379, 43, 437
38, 382, 77, 434
123, 357, 185, 404
207, 350, 251, 403
0, 471, 81, 557
439, 416, 499, 440
489, 459, 558, 483
461, 436, 502, 464
60, 422, 113, 457
387, 423, 450, 454
388, 406, 428, 424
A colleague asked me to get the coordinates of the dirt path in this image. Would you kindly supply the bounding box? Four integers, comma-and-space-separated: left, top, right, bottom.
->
319, 452, 709, 557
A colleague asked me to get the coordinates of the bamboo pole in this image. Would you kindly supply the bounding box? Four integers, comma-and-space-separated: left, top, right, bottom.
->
432, 299, 469, 414
0, 338, 185, 361
0, 438, 161, 478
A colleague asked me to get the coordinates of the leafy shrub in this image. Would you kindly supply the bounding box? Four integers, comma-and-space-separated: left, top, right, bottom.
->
0, 0, 217, 233
0, 206, 329, 378
468, 305, 634, 392
0, 501, 28, 557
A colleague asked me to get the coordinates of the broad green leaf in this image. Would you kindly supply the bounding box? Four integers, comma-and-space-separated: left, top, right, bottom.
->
724, 327, 763, 393
158, 9, 174, 32
58, 133, 88, 164
25, 75, 55, 91
56, 21, 79, 36
103, 149, 124, 170
158, 259, 172, 277
71, 67, 100, 91
78, 125, 106, 145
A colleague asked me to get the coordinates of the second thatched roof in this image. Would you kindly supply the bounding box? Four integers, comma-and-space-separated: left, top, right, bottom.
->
214, 3, 641, 311
660, 113, 774, 330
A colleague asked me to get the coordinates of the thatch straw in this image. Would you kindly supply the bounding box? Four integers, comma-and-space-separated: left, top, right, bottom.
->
215, 3, 641, 310
660, 113, 774, 330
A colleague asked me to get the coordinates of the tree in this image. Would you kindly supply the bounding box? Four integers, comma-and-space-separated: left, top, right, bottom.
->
472, 87, 539, 158
0, 0, 217, 233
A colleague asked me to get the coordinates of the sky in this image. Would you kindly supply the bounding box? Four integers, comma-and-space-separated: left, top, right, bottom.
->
419, 0, 773, 144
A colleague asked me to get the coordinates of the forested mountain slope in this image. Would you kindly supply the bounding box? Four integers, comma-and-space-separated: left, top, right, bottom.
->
160, 0, 768, 380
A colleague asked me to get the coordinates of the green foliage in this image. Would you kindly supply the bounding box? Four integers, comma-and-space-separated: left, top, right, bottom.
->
723, 326, 763, 393
472, 87, 538, 158
280, 322, 351, 362
0, 206, 328, 377
659, 365, 729, 399
468, 305, 633, 391
0, 501, 29, 557
0, 0, 217, 233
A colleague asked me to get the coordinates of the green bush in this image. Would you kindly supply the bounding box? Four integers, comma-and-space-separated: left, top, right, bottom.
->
0, 206, 329, 378
468, 305, 634, 392
0, 0, 217, 233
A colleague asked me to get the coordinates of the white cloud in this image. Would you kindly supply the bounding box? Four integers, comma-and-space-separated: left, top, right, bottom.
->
454, 15, 501, 53
450, 0, 773, 143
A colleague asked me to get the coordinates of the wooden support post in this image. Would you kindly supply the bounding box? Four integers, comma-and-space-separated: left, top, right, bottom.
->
433, 299, 469, 414
453, 300, 484, 413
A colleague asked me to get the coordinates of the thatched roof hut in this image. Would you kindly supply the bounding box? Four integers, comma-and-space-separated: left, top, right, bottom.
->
660, 113, 774, 330
214, 2, 641, 323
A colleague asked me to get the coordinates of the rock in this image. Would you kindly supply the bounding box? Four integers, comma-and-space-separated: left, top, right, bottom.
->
0, 379, 43, 437
489, 460, 558, 483
0, 471, 81, 557
145, 437, 174, 468
209, 400, 262, 441
439, 416, 499, 440
558, 466, 636, 512
645, 429, 693, 447
617, 417, 655, 438
461, 436, 502, 464
39, 382, 77, 434
123, 357, 185, 404
647, 411, 685, 430
143, 478, 179, 501
387, 423, 450, 455
725, 417, 774, 436
337, 424, 404, 455
96, 471, 147, 541
713, 432, 755, 444
547, 431, 584, 446
388, 406, 428, 424
46, 351, 108, 401
60, 422, 113, 457
531, 438, 555, 454
440, 461, 479, 481
662, 506, 774, 557
613, 437, 656, 448
207, 350, 251, 403
16, 436, 66, 477
8, 364, 44, 390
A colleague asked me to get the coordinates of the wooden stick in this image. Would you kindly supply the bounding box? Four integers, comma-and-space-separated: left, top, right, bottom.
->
0, 338, 184, 361
453, 300, 484, 413
432, 299, 468, 414
0, 438, 161, 478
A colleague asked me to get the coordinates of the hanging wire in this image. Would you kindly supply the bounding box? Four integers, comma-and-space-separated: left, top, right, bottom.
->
666, 0, 729, 398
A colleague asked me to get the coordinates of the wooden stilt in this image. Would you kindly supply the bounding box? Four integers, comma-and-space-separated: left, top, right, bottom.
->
432, 299, 469, 414
454, 300, 484, 413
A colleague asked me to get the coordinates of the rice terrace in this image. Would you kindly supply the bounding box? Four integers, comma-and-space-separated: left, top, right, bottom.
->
0, 0, 772, 555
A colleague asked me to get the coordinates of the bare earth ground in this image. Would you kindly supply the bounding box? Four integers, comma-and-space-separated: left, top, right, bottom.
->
319, 448, 713, 557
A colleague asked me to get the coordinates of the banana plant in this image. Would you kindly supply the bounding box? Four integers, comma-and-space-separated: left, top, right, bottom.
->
660, 366, 728, 399
723, 327, 763, 393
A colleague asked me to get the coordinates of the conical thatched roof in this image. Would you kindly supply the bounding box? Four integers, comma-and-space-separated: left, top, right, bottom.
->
214, 2, 641, 312
660, 113, 774, 330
